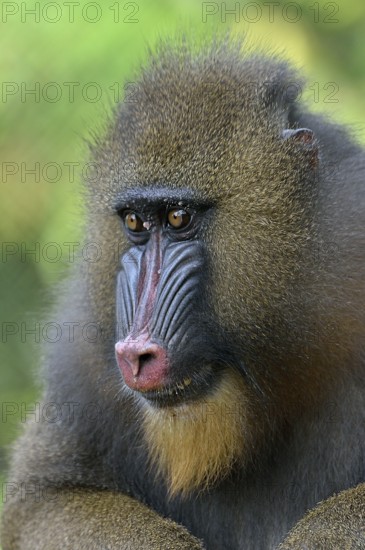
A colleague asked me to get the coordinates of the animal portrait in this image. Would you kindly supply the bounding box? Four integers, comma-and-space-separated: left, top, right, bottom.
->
1, 34, 364, 550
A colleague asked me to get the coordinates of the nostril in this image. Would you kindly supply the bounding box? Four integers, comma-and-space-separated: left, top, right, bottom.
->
139, 353, 154, 367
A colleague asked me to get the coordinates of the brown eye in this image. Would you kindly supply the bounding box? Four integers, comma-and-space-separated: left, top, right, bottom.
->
167, 208, 191, 229
124, 212, 144, 232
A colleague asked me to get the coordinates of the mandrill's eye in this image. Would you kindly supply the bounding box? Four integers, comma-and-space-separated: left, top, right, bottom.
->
124, 212, 145, 232
167, 208, 191, 230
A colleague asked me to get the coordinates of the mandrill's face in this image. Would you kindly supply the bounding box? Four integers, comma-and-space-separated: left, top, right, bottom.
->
114, 186, 215, 405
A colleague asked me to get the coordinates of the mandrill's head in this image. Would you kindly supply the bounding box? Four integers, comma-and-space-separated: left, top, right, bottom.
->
86, 39, 326, 497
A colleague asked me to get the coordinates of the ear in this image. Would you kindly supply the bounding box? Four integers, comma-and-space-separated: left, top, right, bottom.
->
282, 128, 318, 169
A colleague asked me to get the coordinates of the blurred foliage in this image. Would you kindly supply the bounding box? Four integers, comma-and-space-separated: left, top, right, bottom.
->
1, 0, 365, 530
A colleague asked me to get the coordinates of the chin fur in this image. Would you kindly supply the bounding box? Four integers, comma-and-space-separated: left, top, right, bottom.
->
142, 368, 254, 498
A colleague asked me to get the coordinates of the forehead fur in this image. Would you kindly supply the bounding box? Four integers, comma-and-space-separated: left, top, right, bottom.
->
92, 38, 303, 203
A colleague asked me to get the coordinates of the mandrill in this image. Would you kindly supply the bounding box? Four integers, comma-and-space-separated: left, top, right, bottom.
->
1, 37, 365, 550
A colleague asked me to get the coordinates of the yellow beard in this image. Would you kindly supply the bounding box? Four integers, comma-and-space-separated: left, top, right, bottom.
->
142, 369, 253, 498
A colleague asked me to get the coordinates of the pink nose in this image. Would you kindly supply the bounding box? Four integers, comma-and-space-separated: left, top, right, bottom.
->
115, 335, 169, 392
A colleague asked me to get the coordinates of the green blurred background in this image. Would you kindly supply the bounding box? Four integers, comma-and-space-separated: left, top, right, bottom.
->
1, 0, 365, 533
